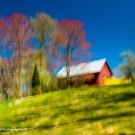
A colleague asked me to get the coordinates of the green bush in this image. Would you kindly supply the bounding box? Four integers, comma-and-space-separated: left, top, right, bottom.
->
31, 85, 42, 95
40, 73, 58, 93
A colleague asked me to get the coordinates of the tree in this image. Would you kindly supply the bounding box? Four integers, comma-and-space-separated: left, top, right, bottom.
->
119, 50, 135, 81
51, 19, 92, 87
23, 49, 40, 97
0, 17, 16, 98
30, 13, 57, 72
31, 64, 42, 95
0, 13, 32, 98
0, 59, 11, 100
7, 13, 32, 97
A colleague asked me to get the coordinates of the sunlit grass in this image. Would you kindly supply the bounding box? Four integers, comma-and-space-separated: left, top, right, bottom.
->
0, 83, 135, 134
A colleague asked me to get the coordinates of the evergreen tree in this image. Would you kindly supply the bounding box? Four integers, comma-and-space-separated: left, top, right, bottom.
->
31, 64, 42, 95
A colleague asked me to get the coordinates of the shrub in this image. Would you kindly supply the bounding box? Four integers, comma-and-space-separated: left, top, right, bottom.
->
104, 76, 131, 86
40, 73, 58, 93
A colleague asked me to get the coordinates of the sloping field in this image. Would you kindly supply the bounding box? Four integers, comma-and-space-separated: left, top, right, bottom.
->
0, 83, 135, 135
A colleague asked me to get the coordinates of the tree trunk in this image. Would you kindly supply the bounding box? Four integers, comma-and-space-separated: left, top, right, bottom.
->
66, 65, 71, 89
66, 45, 71, 89
2, 89, 8, 100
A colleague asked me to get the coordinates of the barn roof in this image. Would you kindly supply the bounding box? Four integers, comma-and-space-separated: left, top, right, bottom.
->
57, 58, 110, 78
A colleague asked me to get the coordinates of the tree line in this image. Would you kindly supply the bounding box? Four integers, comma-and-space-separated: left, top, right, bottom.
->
0, 12, 92, 100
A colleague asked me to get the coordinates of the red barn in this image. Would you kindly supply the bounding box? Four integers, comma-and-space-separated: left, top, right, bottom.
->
57, 58, 112, 86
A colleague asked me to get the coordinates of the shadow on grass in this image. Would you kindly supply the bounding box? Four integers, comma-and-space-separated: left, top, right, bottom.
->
34, 110, 135, 130
78, 110, 135, 123
106, 92, 135, 103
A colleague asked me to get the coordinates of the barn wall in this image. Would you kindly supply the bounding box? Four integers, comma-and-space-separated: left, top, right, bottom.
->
71, 74, 94, 82
98, 62, 112, 85
94, 73, 100, 85
58, 73, 95, 87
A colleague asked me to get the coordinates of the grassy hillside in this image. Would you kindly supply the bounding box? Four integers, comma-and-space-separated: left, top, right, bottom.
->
0, 83, 135, 135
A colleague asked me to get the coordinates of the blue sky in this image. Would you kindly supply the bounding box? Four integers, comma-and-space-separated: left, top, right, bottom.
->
1, 0, 135, 70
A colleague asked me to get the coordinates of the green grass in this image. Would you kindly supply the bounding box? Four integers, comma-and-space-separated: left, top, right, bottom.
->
0, 83, 135, 135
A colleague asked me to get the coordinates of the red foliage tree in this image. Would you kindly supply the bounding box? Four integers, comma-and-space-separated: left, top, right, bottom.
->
0, 13, 32, 98
51, 19, 93, 86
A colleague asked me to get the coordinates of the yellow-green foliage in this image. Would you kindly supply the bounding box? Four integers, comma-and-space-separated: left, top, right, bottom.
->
104, 76, 131, 85
40, 73, 57, 92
